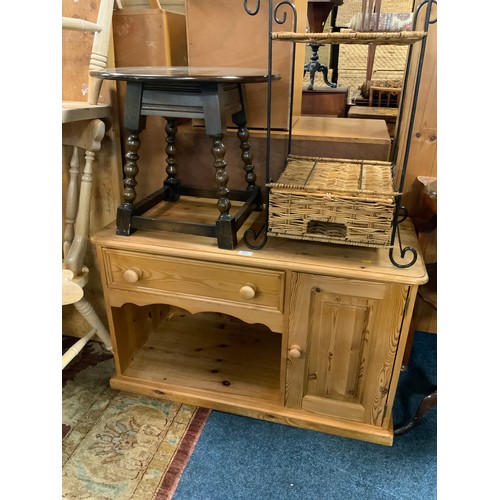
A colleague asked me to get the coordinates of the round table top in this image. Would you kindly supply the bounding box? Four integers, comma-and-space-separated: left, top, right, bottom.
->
90, 66, 281, 83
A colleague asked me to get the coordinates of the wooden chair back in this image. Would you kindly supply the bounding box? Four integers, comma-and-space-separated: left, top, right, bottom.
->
368, 85, 402, 107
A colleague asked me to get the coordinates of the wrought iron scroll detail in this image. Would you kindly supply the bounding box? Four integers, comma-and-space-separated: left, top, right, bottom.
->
415, 0, 437, 24
243, 219, 268, 250
273, 1, 297, 25
243, 0, 261, 15
389, 242, 418, 269
389, 201, 417, 269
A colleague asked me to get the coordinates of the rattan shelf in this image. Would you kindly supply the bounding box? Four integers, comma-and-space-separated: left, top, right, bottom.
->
272, 30, 426, 45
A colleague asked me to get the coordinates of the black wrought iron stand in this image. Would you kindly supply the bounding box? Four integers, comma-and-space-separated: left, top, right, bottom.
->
242, 0, 437, 269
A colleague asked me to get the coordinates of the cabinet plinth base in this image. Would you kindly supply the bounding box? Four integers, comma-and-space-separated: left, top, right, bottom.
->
109, 375, 394, 446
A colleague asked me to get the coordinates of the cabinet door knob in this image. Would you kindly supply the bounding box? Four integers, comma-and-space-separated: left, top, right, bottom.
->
124, 267, 143, 283
288, 344, 303, 359
239, 283, 257, 300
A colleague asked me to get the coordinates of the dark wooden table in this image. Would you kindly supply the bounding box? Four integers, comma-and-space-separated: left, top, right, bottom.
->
304, 0, 342, 89
90, 66, 279, 249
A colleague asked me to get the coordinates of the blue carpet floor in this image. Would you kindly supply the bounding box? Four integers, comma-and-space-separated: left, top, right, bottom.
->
173, 331, 437, 500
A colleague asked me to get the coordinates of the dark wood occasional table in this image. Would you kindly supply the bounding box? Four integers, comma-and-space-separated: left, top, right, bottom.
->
303, 0, 342, 90
90, 66, 279, 249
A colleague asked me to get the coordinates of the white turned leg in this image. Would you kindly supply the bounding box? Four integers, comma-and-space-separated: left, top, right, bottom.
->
63, 147, 80, 259
62, 328, 96, 369
65, 149, 96, 276
73, 297, 113, 351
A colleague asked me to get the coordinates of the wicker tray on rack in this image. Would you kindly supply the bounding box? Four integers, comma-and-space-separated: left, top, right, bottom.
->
267, 155, 398, 248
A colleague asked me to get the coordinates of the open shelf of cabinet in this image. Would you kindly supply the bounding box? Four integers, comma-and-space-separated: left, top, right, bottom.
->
113, 308, 282, 405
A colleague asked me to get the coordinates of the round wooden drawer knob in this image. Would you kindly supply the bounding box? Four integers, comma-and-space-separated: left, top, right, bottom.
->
288, 344, 303, 359
124, 267, 143, 283
239, 283, 257, 300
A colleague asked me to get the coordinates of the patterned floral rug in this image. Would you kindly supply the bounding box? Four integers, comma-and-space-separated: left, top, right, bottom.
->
62, 337, 210, 499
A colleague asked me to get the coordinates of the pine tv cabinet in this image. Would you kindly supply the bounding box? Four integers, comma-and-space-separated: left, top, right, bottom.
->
92, 199, 427, 446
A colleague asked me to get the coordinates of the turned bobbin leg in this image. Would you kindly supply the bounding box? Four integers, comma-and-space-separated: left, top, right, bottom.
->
117, 81, 146, 235
116, 131, 141, 235
211, 134, 237, 249
233, 114, 263, 213
232, 112, 256, 190
211, 134, 231, 217
164, 118, 180, 201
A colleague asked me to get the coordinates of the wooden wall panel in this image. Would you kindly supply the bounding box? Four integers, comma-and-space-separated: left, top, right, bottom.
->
395, 3, 437, 214
185, 0, 307, 131
390, 2, 437, 334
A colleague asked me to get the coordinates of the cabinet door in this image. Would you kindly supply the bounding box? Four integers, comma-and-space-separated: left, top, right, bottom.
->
286, 273, 409, 427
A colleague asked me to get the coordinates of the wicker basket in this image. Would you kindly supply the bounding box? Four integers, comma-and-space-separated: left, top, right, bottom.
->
267, 155, 398, 248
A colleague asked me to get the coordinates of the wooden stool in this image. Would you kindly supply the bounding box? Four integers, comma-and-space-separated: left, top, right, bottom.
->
91, 66, 278, 249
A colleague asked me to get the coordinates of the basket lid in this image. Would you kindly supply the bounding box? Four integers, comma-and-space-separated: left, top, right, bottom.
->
268, 155, 398, 197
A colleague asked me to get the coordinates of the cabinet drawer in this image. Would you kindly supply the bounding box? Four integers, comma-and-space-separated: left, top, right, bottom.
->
103, 249, 284, 311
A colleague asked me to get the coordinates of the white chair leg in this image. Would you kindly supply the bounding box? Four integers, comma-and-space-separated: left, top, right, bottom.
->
65, 148, 97, 276
73, 296, 113, 351
62, 328, 96, 369
64, 147, 80, 259
64, 118, 105, 276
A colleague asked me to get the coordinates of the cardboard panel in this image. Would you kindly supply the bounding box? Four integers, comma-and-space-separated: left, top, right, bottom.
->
113, 8, 188, 67
185, 0, 307, 130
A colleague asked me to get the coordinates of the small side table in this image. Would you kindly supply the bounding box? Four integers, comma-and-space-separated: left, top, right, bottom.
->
91, 66, 279, 249
303, 0, 343, 90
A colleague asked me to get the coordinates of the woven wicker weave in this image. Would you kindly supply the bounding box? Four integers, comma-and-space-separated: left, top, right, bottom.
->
272, 30, 426, 45
267, 156, 398, 248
